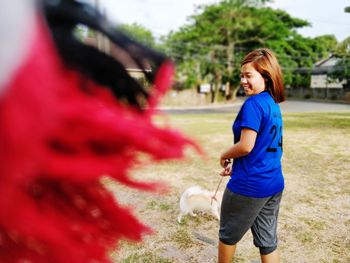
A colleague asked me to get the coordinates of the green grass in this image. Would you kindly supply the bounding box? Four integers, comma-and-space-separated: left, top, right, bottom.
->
296, 231, 314, 244
172, 228, 195, 249
147, 200, 158, 209
159, 203, 172, 211
146, 200, 172, 211
166, 112, 350, 132
301, 217, 327, 231
283, 112, 350, 129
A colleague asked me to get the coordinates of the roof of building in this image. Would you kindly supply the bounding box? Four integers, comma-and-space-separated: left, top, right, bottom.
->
311, 55, 341, 75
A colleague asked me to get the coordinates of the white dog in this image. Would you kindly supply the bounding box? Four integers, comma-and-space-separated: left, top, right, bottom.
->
177, 185, 222, 223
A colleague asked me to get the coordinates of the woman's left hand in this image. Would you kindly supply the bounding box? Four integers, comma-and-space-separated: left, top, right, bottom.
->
220, 163, 232, 176
220, 157, 231, 168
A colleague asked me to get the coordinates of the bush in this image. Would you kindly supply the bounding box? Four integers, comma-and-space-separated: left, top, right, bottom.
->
304, 94, 311, 99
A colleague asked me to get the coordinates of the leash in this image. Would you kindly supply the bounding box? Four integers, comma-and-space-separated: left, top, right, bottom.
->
211, 176, 224, 205
211, 159, 231, 205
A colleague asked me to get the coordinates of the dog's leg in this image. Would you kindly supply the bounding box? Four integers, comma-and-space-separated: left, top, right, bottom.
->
177, 213, 183, 223
190, 211, 197, 217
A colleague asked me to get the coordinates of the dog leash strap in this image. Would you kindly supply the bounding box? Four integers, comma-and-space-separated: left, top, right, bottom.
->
211, 176, 224, 205
211, 160, 231, 205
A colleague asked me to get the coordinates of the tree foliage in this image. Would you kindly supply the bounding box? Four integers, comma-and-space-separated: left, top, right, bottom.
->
329, 37, 350, 87
119, 23, 157, 48
163, 0, 338, 101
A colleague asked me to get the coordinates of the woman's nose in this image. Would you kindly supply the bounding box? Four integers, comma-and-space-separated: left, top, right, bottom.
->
240, 77, 247, 84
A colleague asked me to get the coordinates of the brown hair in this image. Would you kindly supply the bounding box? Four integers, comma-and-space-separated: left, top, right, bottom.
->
241, 48, 285, 103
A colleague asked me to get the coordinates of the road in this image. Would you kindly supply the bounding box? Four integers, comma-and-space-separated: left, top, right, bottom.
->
162, 99, 350, 114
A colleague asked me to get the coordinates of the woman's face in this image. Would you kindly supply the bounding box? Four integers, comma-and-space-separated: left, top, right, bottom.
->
240, 62, 265, 96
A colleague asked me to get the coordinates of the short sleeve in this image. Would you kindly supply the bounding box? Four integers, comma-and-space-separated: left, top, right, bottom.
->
240, 98, 262, 133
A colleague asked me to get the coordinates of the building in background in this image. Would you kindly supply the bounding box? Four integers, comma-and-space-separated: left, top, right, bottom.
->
310, 55, 346, 100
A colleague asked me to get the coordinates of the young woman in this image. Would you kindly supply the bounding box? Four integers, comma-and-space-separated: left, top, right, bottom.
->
218, 48, 285, 263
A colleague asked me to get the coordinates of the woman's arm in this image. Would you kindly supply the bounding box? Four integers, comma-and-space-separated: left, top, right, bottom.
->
220, 128, 257, 167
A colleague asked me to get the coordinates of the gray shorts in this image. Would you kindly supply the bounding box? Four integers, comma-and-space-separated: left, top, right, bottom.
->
219, 188, 283, 255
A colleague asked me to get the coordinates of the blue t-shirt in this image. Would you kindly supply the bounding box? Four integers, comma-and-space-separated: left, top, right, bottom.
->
227, 91, 284, 198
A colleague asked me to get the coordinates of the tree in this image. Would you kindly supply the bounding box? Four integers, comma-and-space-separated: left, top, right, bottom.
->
313, 35, 338, 56
269, 34, 338, 90
329, 37, 350, 89
164, 0, 322, 102
119, 23, 157, 48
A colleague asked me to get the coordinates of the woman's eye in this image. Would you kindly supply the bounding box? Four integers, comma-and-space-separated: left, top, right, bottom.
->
240, 74, 252, 79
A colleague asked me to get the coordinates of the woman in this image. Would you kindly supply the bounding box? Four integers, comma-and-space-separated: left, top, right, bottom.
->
218, 48, 285, 263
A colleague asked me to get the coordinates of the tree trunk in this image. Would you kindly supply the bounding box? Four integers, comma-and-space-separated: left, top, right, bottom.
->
230, 85, 240, 101
211, 73, 222, 103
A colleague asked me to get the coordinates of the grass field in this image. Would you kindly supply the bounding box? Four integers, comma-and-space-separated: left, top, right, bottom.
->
108, 111, 350, 263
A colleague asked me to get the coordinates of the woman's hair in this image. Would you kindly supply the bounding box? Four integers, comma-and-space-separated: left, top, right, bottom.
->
241, 48, 285, 103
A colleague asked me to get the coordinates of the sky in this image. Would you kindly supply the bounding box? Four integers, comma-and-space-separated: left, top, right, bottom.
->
95, 0, 350, 42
